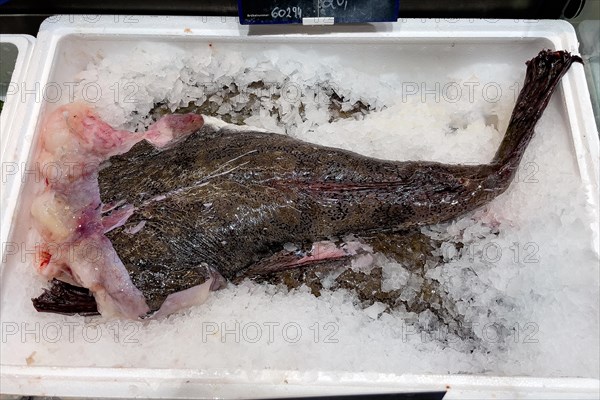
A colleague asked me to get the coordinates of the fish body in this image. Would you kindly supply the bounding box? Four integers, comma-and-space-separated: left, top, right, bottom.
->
31, 50, 582, 318
98, 124, 505, 310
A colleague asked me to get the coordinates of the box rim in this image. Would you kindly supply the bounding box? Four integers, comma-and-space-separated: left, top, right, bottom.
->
1, 16, 598, 398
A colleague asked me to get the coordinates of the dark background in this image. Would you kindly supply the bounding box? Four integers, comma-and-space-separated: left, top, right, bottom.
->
0, 0, 588, 35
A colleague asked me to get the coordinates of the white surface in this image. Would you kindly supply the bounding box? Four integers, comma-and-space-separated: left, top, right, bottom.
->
303, 17, 335, 25
0, 17, 599, 399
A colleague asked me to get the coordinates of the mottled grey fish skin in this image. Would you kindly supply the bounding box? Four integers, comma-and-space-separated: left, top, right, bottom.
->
98, 126, 498, 310
97, 50, 581, 312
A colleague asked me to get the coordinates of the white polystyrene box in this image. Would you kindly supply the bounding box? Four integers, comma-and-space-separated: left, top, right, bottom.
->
0, 17, 598, 399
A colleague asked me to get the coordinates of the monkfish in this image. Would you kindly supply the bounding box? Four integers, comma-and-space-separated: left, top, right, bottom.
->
30, 50, 582, 319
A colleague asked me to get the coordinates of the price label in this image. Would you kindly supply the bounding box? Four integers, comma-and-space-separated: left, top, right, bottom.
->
239, 0, 400, 25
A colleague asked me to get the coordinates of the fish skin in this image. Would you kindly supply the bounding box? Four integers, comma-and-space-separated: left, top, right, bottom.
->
32, 50, 582, 316
97, 124, 497, 309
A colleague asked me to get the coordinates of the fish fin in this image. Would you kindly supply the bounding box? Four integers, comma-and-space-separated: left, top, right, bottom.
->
32, 279, 100, 316
101, 204, 135, 233
145, 113, 204, 149
149, 264, 226, 319
238, 241, 360, 278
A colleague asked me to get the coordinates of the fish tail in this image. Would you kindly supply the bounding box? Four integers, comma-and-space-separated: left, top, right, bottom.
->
492, 50, 582, 169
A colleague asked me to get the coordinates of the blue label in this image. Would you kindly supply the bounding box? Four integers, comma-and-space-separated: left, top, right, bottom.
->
239, 0, 400, 25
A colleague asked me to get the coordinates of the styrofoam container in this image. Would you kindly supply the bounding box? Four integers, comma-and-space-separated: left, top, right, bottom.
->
0, 17, 598, 399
